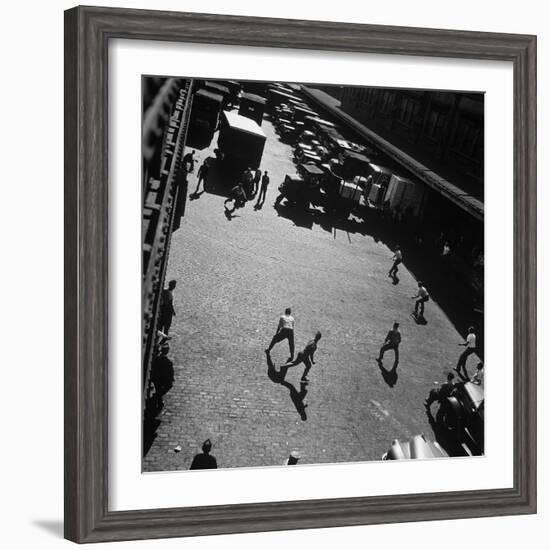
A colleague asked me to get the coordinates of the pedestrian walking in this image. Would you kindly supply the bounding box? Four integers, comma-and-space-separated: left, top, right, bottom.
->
388, 246, 402, 278
281, 331, 322, 383
411, 281, 430, 317
193, 160, 209, 194
242, 166, 254, 199
377, 322, 401, 364
183, 150, 196, 173
255, 171, 270, 209
150, 343, 174, 397
265, 307, 295, 360
456, 326, 477, 379
424, 372, 456, 408
189, 439, 218, 470
158, 280, 176, 334
253, 167, 262, 197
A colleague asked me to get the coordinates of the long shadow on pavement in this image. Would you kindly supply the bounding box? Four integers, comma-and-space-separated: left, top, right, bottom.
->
143, 355, 174, 457
280, 379, 308, 421
274, 202, 315, 230
272, 195, 483, 346
185, 126, 215, 151
266, 352, 308, 421
376, 358, 399, 388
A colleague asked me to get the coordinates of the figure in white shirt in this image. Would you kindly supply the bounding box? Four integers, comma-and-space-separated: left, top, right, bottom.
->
411, 281, 430, 317
456, 326, 477, 379
265, 307, 295, 361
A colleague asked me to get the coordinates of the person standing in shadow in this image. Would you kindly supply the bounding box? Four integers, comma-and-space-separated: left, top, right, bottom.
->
284, 451, 301, 465
183, 149, 196, 173
189, 439, 218, 470
424, 372, 457, 410
252, 167, 262, 198
254, 170, 270, 210
388, 245, 402, 279
150, 343, 174, 397
193, 159, 209, 195
158, 280, 177, 334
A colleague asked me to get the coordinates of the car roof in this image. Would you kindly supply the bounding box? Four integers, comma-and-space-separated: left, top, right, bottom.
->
222, 111, 266, 137
301, 163, 324, 175
463, 382, 484, 408
195, 89, 224, 103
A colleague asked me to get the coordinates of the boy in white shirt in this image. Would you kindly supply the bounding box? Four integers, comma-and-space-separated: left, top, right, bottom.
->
265, 307, 295, 360
412, 281, 430, 316
456, 326, 477, 379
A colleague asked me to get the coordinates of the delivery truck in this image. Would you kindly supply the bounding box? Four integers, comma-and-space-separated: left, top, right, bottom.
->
239, 92, 266, 126
189, 89, 223, 133
217, 111, 267, 170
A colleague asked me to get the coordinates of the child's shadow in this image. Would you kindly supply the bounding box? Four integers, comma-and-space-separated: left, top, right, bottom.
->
411, 312, 428, 325
376, 357, 399, 388
266, 353, 308, 420
189, 190, 205, 201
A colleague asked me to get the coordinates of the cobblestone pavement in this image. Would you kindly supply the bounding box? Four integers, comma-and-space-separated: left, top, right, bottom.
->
143, 114, 473, 472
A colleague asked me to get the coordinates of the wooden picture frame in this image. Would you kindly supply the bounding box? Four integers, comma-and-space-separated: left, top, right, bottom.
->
64, 5, 537, 543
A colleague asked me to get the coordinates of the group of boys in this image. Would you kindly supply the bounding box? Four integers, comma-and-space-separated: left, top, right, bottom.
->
224, 167, 271, 215
265, 308, 321, 384
383, 246, 484, 411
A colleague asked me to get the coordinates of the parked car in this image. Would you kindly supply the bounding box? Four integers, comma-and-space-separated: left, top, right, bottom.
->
436, 381, 484, 455
274, 173, 320, 209
382, 434, 448, 460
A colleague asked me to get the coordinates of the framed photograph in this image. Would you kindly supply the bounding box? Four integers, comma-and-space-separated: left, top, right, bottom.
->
64, 5, 537, 543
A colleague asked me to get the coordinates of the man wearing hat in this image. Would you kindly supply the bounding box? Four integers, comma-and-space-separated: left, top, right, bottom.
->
189, 439, 218, 470
284, 451, 301, 465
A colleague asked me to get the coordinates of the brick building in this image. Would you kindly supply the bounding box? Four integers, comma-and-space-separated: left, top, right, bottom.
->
339, 87, 484, 200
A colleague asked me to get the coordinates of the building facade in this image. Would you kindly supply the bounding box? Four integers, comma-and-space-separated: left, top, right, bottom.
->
142, 78, 193, 440
340, 87, 484, 200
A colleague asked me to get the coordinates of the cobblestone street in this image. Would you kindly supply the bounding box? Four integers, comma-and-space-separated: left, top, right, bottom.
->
143, 114, 471, 472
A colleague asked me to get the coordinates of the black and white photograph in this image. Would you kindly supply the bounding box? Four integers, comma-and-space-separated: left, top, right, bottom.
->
142, 76, 484, 472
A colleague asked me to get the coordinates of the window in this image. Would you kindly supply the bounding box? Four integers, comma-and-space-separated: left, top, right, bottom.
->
452, 117, 481, 158
379, 91, 395, 114
366, 88, 377, 104
425, 109, 446, 139
399, 97, 420, 126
